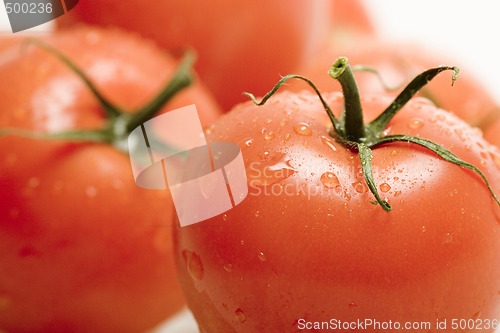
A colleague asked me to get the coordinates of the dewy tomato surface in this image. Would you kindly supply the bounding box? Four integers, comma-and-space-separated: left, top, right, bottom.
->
0, 26, 221, 333
173, 61, 500, 333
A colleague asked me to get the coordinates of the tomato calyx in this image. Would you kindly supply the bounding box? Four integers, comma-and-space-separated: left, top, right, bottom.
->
0, 39, 195, 151
245, 57, 500, 212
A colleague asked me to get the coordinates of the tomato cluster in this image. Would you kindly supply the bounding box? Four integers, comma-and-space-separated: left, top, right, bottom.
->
1, 1, 499, 333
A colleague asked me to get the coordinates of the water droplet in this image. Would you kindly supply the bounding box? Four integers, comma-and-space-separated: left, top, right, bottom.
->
182, 250, 204, 280
223, 263, 234, 273
258, 252, 267, 262
28, 177, 40, 188
421, 226, 427, 233
263, 130, 275, 141
321, 135, 337, 152
348, 302, 358, 309
153, 228, 171, 253
112, 179, 124, 189
460, 208, 466, 215
390, 150, 398, 156
293, 123, 312, 136
4, 153, 17, 166
222, 214, 228, 221
255, 211, 260, 217
394, 190, 402, 197
0, 296, 10, 309
492, 153, 500, 169
248, 154, 297, 186
442, 233, 454, 245
235, 308, 246, 323
241, 138, 254, 148
408, 118, 424, 129
379, 183, 391, 193
280, 119, 288, 127
258, 150, 270, 161
86, 186, 97, 198
52, 180, 64, 195
352, 181, 366, 194
320, 172, 340, 190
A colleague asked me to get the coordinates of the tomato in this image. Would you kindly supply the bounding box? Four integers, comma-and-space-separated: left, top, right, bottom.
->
56, 0, 332, 111
174, 60, 500, 332
0, 26, 221, 332
289, 38, 499, 129
331, 0, 375, 42
485, 118, 500, 147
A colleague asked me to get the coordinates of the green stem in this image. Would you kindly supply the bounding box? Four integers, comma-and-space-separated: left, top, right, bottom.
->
26, 38, 123, 119
368, 66, 459, 134
4, 40, 196, 148
329, 57, 365, 142
124, 51, 195, 133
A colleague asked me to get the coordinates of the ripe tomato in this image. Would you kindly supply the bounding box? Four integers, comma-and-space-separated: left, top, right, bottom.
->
289, 38, 499, 129
174, 61, 500, 332
485, 118, 500, 147
0, 26, 221, 332
56, 0, 332, 111
331, 0, 375, 42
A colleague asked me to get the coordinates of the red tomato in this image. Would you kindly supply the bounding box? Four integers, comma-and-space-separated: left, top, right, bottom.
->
289, 38, 499, 129
56, 0, 333, 111
485, 118, 500, 147
174, 63, 500, 332
331, 0, 375, 41
0, 26, 221, 332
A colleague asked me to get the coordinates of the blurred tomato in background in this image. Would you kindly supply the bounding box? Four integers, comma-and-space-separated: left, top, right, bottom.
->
56, 0, 333, 111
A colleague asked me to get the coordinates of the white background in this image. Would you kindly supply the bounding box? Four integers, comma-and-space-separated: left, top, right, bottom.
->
1, 1, 499, 332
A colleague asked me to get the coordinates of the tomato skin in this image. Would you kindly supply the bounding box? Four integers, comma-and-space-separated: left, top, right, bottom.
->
0, 26, 221, 332
331, 0, 375, 41
174, 91, 500, 333
290, 39, 499, 129
56, 0, 332, 110
485, 119, 500, 147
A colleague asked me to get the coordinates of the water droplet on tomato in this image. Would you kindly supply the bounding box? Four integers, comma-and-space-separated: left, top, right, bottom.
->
379, 183, 391, 193
320, 172, 340, 189
293, 123, 312, 136
352, 181, 366, 194
86, 186, 97, 198
421, 226, 427, 233
235, 308, 246, 323
4, 153, 17, 166
408, 118, 424, 129
222, 214, 228, 221
248, 154, 296, 187
258, 252, 267, 262
442, 233, 454, 245
112, 179, 124, 190
0, 296, 11, 309
348, 302, 358, 309
493, 153, 500, 169
280, 119, 288, 127
223, 263, 234, 273
390, 150, 398, 156
182, 249, 204, 280
263, 129, 275, 141
258, 150, 270, 161
255, 211, 260, 217
51, 180, 64, 195
27, 177, 40, 189
320, 135, 337, 152
153, 228, 171, 254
